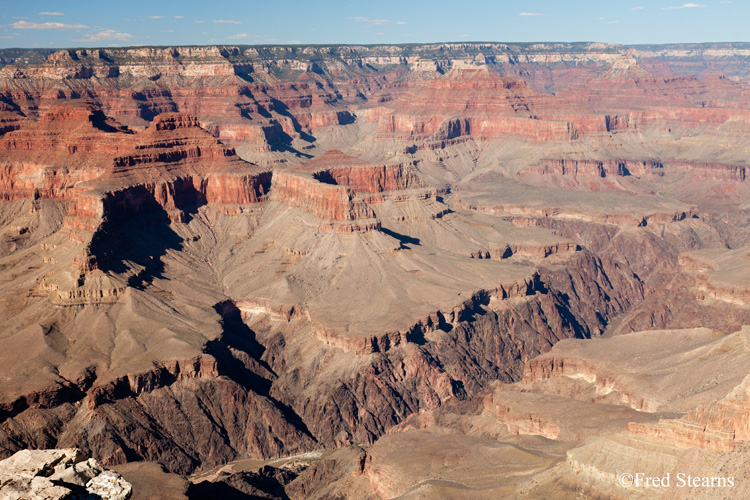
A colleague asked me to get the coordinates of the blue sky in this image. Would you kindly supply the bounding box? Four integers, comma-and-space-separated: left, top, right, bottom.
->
0, 1, 745, 49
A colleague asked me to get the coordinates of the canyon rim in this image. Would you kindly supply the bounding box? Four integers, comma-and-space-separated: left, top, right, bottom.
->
1, 3, 750, 499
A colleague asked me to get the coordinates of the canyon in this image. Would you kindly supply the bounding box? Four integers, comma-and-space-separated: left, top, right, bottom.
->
1, 41, 750, 499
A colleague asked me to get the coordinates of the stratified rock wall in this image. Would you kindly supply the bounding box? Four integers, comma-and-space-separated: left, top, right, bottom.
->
270, 170, 375, 221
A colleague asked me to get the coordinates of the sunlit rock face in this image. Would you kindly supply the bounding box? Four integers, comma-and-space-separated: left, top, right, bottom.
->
2, 42, 750, 498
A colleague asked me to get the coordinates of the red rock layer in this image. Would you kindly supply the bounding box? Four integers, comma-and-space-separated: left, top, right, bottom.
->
0, 106, 274, 273
526, 158, 745, 182
560, 73, 750, 113
0, 105, 132, 201
526, 159, 664, 178
270, 170, 375, 221
0, 46, 395, 152
670, 161, 746, 182
373, 67, 589, 142
301, 149, 427, 194
315, 163, 425, 193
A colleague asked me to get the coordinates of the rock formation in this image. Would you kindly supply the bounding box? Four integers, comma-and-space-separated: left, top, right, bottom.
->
0, 448, 132, 500
1, 41, 750, 499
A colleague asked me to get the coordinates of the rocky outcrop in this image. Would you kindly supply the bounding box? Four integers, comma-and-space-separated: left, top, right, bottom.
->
0, 106, 271, 213
378, 114, 580, 142
626, 375, 750, 453
0, 108, 273, 279
526, 158, 747, 184
295, 149, 428, 195
0, 448, 131, 500
189, 465, 297, 499
313, 163, 425, 193
456, 194, 699, 228
522, 356, 659, 412
270, 170, 375, 221
263, 250, 644, 449
0, 347, 318, 475
694, 276, 750, 306
309, 274, 542, 355
0, 104, 132, 155
679, 249, 750, 306
469, 241, 579, 260
5, 40, 750, 497
372, 67, 586, 142
527, 158, 665, 178
671, 161, 746, 182
0, 104, 129, 203
85, 356, 221, 409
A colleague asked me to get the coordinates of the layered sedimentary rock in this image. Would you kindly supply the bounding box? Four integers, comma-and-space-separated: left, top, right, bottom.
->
270, 170, 375, 222
627, 374, 750, 453
299, 327, 750, 499
526, 159, 664, 178
526, 158, 747, 184
2, 41, 750, 499
679, 247, 750, 305
372, 67, 585, 143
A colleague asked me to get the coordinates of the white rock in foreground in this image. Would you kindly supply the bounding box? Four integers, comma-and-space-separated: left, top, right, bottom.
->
0, 448, 132, 500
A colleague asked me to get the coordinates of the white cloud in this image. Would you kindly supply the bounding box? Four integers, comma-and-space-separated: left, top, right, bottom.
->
213, 19, 241, 24
607, 20, 620, 24
397, 21, 408, 25
12, 21, 88, 29
227, 33, 248, 39
0, 36, 13, 39
630, 6, 644, 11
194, 20, 205, 23
148, 16, 164, 19
519, 12, 547, 16
349, 17, 389, 25
161, 29, 175, 33
39, 12, 64, 16
76, 29, 133, 42
174, 16, 184, 19
662, 3, 707, 9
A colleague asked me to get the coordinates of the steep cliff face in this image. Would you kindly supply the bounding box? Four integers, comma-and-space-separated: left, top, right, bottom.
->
525, 158, 747, 184
313, 163, 425, 193
627, 373, 750, 453
258, 249, 643, 449
0, 104, 131, 202
527, 159, 664, 178
270, 170, 375, 222
372, 67, 590, 142
0, 46, 390, 150
3, 42, 750, 154
4, 41, 750, 498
